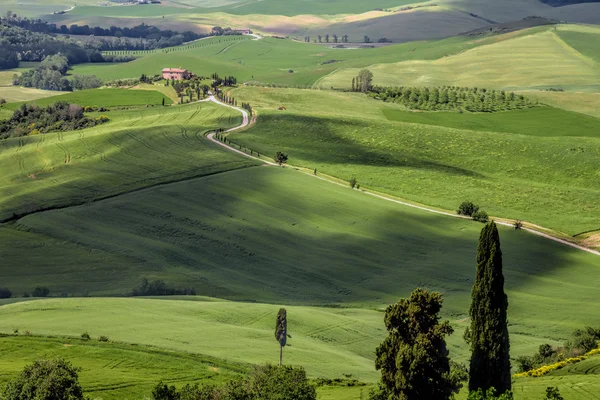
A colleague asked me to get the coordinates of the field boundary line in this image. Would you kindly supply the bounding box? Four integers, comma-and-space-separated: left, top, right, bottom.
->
208, 97, 600, 257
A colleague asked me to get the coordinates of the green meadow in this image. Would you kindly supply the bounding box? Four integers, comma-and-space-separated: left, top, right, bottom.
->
0, 101, 247, 221
227, 86, 600, 236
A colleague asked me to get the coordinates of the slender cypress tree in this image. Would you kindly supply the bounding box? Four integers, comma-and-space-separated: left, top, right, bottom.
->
275, 308, 287, 366
465, 221, 511, 394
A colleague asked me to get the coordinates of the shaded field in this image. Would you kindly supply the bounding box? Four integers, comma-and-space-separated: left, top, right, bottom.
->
3, 88, 173, 109
0, 101, 248, 221
1, 165, 599, 362
228, 86, 600, 235
0, 335, 245, 400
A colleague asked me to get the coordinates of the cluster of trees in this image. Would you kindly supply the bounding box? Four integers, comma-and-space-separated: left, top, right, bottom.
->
240, 102, 253, 115
152, 364, 316, 400
130, 278, 196, 296
309, 34, 350, 43
13, 54, 103, 91
516, 327, 600, 373
0, 286, 51, 298
211, 73, 237, 87
458, 201, 489, 223
0, 101, 109, 139
371, 86, 537, 112
369, 222, 513, 400
351, 69, 374, 93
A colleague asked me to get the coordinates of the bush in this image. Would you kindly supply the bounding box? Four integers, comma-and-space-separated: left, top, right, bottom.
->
457, 201, 479, 216
31, 286, 50, 297
98, 335, 109, 342
472, 210, 489, 223
1, 358, 85, 400
152, 381, 179, 400
80, 332, 90, 341
0, 98, 6, 105
514, 220, 523, 230
131, 277, 196, 296
0, 287, 12, 298
349, 177, 357, 189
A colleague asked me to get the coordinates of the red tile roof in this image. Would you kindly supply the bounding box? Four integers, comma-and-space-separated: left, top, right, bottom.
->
162, 68, 188, 73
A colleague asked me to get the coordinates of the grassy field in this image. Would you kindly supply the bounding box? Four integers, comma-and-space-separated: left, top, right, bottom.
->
227, 86, 600, 236
3, 88, 173, 109
0, 101, 248, 221
0, 86, 64, 103
0, 335, 246, 400
521, 91, 600, 119
318, 28, 600, 91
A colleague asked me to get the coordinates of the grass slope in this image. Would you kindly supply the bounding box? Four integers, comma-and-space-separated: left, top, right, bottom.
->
0, 101, 249, 221
319, 28, 600, 91
3, 88, 173, 109
0, 335, 245, 400
1, 166, 599, 360
228, 87, 600, 235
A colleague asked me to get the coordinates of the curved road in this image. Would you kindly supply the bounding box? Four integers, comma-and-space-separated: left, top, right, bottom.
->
205, 97, 600, 257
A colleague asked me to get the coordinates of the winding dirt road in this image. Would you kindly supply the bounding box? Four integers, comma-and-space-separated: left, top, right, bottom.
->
205, 97, 600, 257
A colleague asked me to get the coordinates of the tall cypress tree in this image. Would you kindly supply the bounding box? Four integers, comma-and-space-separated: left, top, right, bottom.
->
465, 221, 511, 393
275, 308, 287, 366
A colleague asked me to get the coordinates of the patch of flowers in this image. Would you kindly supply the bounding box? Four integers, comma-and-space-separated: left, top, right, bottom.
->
514, 346, 600, 378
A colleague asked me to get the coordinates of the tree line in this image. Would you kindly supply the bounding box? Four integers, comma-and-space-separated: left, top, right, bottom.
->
371, 85, 537, 112
0, 100, 109, 140
13, 54, 103, 92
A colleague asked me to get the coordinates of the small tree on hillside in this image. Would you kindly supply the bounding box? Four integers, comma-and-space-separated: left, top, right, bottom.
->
465, 222, 511, 394
371, 288, 463, 400
274, 152, 288, 167
357, 69, 373, 92
2, 358, 85, 400
275, 308, 287, 366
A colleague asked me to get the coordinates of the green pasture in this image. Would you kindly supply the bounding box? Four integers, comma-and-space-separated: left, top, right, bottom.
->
2, 164, 600, 358
0, 101, 248, 221
0, 86, 64, 103
318, 29, 600, 91
228, 86, 600, 235
3, 88, 172, 109
0, 335, 245, 400
69, 30, 532, 86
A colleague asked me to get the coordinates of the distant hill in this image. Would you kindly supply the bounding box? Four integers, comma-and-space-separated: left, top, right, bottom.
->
539, 0, 600, 6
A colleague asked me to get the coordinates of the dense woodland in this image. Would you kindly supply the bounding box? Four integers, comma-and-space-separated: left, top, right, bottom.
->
0, 12, 242, 69
0, 101, 109, 139
371, 86, 537, 112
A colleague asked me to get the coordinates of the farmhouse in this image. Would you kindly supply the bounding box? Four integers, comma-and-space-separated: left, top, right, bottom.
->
234, 29, 253, 35
162, 68, 194, 80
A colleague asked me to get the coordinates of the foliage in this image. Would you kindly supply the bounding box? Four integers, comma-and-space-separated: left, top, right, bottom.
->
1, 358, 85, 400
131, 277, 196, 296
457, 201, 479, 217
31, 286, 50, 297
371, 86, 537, 112
472, 210, 489, 223
467, 388, 513, 400
544, 387, 563, 400
352, 69, 373, 93
274, 151, 288, 166
71, 75, 103, 91
15, 54, 72, 91
0, 45, 19, 69
372, 288, 462, 400
80, 332, 90, 341
0, 101, 109, 140
98, 336, 109, 342
0, 287, 12, 298
152, 364, 316, 400
465, 222, 511, 394
275, 308, 287, 366
349, 177, 358, 189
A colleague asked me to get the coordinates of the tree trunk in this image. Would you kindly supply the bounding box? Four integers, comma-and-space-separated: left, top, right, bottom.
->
279, 344, 283, 366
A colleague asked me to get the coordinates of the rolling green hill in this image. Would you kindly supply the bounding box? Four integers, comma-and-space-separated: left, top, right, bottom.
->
227, 86, 600, 236
0, 101, 248, 221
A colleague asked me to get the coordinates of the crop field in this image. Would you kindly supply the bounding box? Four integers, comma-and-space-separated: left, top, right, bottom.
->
318, 29, 600, 90
3, 88, 173, 109
0, 101, 248, 221
0, 335, 245, 400
0, 86, 64, 103
226, 86, 600, 235
521, 91, 600, 119
2, 164, 600, 362
70, 29, 550, 87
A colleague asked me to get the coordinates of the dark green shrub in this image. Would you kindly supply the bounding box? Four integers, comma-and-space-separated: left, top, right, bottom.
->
467, 388, 513, 400
457, 201, 479, 216
0, 287, 12, 298
349, 177, 357, 189
80, 332, 90, 341
31, 286, 50, 297
1, 358, 85, 400
152, 381, 180, 400
545, 387, 564, 400
514, 220, 523, 229
98, 335, 109, 342
472, 210, 489, 223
